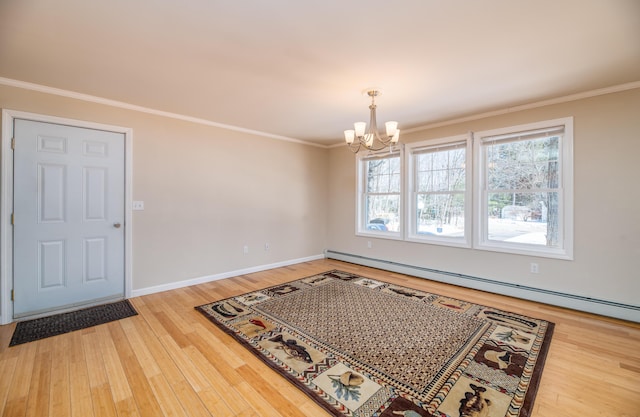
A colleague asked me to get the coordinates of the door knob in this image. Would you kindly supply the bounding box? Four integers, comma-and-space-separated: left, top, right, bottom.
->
114, 223, 121, 228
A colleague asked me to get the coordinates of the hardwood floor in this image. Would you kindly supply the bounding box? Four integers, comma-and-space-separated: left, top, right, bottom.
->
1, 259, 639, 417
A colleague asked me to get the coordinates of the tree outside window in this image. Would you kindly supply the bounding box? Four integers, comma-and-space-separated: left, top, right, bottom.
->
354, 118, 572, 259
359, 153, 401, 234
484, 130, 561, 246
415, 146, 465, 235
476, 118, 573, 259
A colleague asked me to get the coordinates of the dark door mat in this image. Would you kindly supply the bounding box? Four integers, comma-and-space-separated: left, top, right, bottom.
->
9, 299, 137, 347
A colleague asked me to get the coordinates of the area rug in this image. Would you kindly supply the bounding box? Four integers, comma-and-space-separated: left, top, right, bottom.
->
196, 270, 554, 417
9, 299, 137, 346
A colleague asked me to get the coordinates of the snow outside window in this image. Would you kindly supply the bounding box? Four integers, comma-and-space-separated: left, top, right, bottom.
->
474, 118, 574, 259
406, 135, 471, 248
356, 150, 403, 239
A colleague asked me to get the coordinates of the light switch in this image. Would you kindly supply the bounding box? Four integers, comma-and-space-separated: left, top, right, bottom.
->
133, 201, 144, 210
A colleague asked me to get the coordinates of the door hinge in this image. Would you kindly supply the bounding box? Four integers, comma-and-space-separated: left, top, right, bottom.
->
10, 213, 14, 225
11, 289, 14, 301
11, 137, 15, 150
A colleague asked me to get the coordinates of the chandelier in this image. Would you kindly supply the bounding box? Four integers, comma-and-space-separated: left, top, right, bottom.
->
344, 90, 400, 153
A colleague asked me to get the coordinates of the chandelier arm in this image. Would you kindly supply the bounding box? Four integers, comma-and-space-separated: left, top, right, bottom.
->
362, 141, 390, 152
345, 89, 398, 154
372, 130, 392, 145
347, 141, 362, 153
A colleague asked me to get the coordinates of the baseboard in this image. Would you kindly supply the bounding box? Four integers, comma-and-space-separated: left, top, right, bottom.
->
131, 254, 325, 298
325, 250, 640, 323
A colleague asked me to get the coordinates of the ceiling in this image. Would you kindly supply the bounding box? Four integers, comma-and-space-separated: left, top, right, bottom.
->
1, 0, 639, 146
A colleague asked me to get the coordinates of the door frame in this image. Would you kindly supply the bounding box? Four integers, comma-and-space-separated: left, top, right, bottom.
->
1, 109, 134, 324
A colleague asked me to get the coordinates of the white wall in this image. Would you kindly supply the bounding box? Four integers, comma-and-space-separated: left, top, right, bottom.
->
0, 83, 328, 297
327, 88, 640, 318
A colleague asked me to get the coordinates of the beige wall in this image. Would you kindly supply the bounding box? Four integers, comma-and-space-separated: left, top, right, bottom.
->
0, 84, 328, 293
327, 88, 640, 308
2, 82, 638, 317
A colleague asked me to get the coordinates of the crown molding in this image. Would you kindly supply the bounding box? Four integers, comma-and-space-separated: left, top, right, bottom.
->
3, 76, 638, 149
0, 77, 327, 148
402, 81, 640, 135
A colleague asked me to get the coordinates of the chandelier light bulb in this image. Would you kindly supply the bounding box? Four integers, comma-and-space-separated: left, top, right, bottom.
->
385, 121, 398, 138
354, 122, 367, 138
344, 130, 355, 144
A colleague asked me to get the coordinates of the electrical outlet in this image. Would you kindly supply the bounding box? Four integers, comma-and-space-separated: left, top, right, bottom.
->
264, 242, 270, 251
530, 263, 539, 273
243, 245, 249, 255
132, 201, 144, 210
367, 241, 372, 249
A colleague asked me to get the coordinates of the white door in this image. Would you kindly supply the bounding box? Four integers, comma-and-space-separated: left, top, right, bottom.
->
13, 119, 125, 318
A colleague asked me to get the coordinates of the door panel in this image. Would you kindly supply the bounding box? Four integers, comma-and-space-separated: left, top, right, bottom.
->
84, 237, 107, 282
39, 240, 66, 288
39, 163, 66, 222
13, 119, 125, 318
84, 167, 107, 221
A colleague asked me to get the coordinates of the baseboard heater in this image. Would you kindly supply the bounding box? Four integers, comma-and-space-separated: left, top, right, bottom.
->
325, 250, 639, 323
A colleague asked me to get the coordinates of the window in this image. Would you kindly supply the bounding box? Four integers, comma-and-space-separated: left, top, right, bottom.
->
474, 118, 573, 259
356, 150, 402, 238
354, 118, 573, 260
406, 135, 471, 247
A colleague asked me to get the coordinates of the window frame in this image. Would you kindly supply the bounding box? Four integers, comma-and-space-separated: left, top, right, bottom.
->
405, 134, 472, 248
473, 117, 574, 259
355, 147, 404, 240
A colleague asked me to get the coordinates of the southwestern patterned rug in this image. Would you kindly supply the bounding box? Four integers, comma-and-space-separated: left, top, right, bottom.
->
196, 270, 554, 417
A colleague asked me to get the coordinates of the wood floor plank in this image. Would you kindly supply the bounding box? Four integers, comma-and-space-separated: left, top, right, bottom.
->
234, 364, 305, 417
233, 381, 286, 417
108, 321, 165, 417
146, 375, 190, 417
114, 397, 142, 417
130, 300, 170, 340
49, 335, 71, 417
127, 317, 196, 394
94, 325, 137, 413
181, 286, 214, 306
153, 311, 192, 349
620, 361, 640, 374
158, 334, 210, 393
297, 399, 332, 417
160, 378, 210, 417
3, 339, 38, 417
195, 387, 236, 417
2, 396, 28, 417
82, 330, 118, 417
180, 344, 250, 415
189, 320, 248, 367
119, 318, 162, 379
0, 259, 638, 416
90, 384, 118, 417
68, 332, 95, 417
124, 320, 202, 417
24, 347, 51, 417
185, 329, 246, 385
0, 355, 19, 412
82, 330, 110, 388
